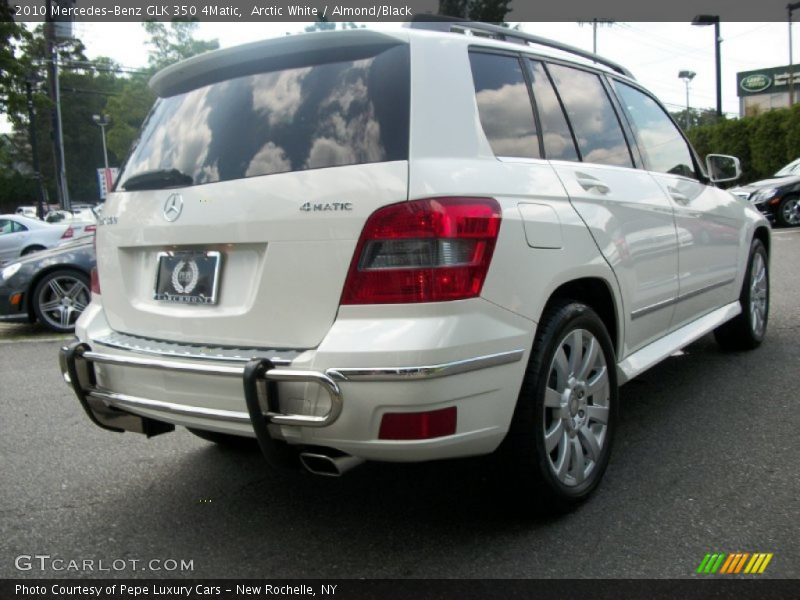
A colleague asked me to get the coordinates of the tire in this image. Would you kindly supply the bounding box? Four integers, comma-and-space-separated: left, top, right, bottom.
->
714, 238, 769, 351
187, 428, 258, 450
31, 269, 91, 333
502, 300, 618, 510
21, 245, 45, 256
775, 196, 800, 227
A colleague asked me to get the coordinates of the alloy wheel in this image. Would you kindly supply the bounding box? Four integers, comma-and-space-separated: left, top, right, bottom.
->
543, 329, 610, 487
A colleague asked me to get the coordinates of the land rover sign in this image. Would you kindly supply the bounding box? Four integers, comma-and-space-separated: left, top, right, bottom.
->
740, 74, 772, 93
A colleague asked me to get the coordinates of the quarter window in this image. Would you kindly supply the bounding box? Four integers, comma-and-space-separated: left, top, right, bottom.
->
547, 64, 633, 168
527, 60, 579, 161
469, 52, 540, 159
613, 81, 697, 179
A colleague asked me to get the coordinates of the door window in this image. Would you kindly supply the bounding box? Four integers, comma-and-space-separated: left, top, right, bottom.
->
547, 64, 633, 168
527, 60, 579, 161
613, 81, 697, 179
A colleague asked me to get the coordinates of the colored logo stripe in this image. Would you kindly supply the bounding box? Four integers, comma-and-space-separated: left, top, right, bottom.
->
697, 552, 773, 574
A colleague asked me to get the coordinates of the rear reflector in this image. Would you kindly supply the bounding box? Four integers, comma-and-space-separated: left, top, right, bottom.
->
10, 293, 21, 306
378, 407, 457, 440
341, 197, 501, 304
90, 267, 101, 295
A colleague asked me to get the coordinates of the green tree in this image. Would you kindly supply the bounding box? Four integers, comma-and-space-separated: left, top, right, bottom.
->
438, 0, 511, 21
143, 21, 219, 71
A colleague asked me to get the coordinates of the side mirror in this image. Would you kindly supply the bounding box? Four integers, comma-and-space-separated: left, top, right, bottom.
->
706, 154, 741, 183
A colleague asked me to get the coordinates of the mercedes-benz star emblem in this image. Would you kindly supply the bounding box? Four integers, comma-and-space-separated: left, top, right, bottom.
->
163, 193, 184, 222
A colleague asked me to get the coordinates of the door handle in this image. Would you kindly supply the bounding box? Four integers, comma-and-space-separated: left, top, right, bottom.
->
576, 173, 611, 195
668, 186, 690, 205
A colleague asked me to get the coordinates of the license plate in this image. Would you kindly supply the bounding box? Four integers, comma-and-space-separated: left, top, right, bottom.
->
154, 251, 221, 305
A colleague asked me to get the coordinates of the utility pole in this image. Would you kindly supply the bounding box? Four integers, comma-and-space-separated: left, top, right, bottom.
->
44, 0, 70, 210
25, 76, 48, 219
692, 15, 722, 119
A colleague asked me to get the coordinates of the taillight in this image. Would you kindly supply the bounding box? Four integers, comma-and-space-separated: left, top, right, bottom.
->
90, 267, 101, 294
84, 224, 96, 234
61, 226, 74, 239
341, 197, 501, 304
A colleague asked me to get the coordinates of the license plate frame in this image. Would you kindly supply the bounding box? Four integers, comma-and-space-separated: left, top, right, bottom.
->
153, 250, 222, 305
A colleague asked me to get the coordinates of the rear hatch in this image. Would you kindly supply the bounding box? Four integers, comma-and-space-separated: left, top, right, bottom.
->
98, 31, 409, 349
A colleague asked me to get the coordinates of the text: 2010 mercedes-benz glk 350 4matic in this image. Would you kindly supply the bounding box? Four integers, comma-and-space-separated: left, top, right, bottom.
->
60, 22, 770, 507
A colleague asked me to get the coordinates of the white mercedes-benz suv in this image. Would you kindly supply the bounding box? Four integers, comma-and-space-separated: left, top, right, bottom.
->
60, 21, 770, 507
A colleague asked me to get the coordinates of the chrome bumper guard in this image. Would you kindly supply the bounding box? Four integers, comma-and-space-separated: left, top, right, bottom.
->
59, 341, 344, 437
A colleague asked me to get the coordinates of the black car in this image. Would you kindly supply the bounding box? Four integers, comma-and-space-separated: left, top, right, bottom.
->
730, 158, 800, 227
0, 238, 95, 333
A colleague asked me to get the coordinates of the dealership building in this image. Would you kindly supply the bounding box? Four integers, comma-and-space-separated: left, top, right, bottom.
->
737, 64, 800, 116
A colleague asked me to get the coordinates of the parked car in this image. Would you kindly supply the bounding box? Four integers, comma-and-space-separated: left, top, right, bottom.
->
0, 214, 75, 266
44, 209, 97, 242
15, 206, 40, 219
60, 22, 770, 508
729, 158, 800, 227
1, 238, 94, 332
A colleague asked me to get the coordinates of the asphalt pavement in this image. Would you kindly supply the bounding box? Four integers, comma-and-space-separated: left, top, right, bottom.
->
1, 228, 799, 579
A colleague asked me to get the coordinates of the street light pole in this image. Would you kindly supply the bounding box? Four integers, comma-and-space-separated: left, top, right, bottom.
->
693, 15, 722, 119
92, 114, 110, 170
679, 70, 697, 129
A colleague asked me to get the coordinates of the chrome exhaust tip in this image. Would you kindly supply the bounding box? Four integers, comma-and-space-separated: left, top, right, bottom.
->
299, 452, 364, 477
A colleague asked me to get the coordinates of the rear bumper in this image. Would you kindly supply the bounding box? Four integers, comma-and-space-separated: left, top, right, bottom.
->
63, 299, 533, 462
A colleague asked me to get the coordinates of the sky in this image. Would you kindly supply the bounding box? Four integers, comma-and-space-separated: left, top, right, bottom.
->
1, 21, 792, 133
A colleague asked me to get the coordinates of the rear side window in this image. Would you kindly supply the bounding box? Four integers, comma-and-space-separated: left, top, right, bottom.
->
118, 45, 409, 190
527, 60, 579, 161
469, 52, 540, 159
547, 64, 633, 168
613, 81, 697, 179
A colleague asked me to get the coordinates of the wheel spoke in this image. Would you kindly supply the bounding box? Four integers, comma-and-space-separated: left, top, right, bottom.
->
545, 420, 565, 453
59, 307, 71, 328
570, 437, 585, 484
554, 348, 570, 386
555, 432, 571, 480
567, 330, 583, 375
586, 366, 608, 399
48, 279, 68, 299
39, 300, 61, 312
72, 299, 88, 312
544, 387, 563, 408
577, 337, 598, 380
585, 404, 609, 424
66, 281, 86, 299
578, 426, 601, 462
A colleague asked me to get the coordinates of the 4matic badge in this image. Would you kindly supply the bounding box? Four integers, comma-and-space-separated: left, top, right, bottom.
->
300, 202, 353, 212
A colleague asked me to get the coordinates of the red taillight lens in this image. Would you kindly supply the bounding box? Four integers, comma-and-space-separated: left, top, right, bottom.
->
341, 197, 501, 304
379, 407, 457, 440
84, 224, 96, 234
90, 267, 101, 295
61, 226, 74, 239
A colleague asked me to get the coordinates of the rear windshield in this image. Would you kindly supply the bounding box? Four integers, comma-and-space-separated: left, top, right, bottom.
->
117, 44, 409, 190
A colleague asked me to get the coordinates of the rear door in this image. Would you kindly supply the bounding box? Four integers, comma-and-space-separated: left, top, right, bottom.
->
539, 62, 679, 355
99, 37, 409, 349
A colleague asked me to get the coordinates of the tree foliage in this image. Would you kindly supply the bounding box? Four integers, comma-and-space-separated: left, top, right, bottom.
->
0, 20, 218, 209
686, 105, 800, 183
438, 0, 512, 22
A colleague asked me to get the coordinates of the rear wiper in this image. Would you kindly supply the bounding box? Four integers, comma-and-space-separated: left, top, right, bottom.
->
121, 169, 193, 191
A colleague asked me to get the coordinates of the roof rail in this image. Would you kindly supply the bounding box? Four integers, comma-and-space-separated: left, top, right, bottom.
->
407, 18, 635, 79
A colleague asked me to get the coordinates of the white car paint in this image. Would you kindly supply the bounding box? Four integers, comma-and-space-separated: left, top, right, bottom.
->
65, 27, 769, 468
0, 214, 71, 265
